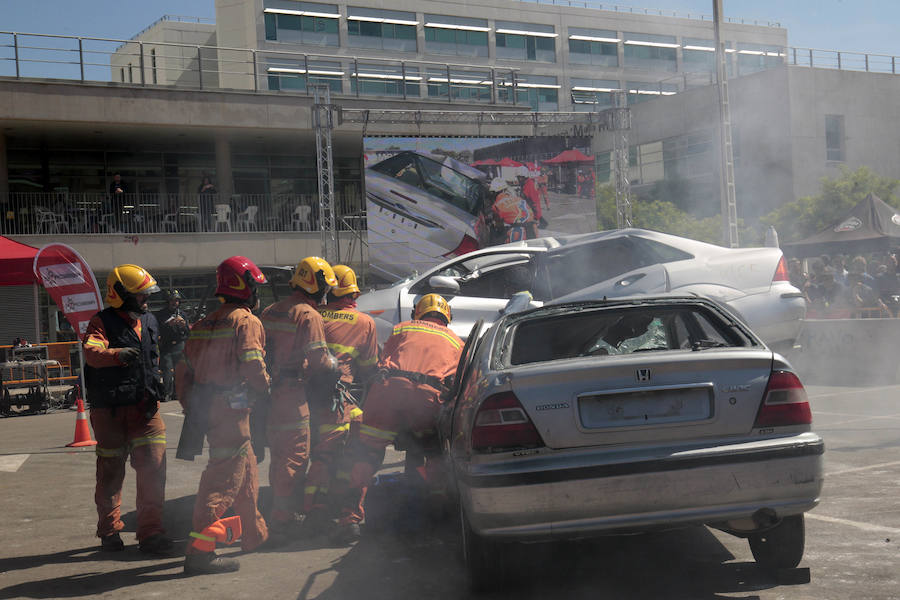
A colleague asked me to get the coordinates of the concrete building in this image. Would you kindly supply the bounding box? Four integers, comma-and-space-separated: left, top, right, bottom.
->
2, 2, 900, 341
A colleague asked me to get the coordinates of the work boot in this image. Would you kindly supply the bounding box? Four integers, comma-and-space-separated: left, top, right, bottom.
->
138, 533, 175, 556
330, 522, 361, 546
183, 552, 240, 575
300, 510, 333, 537
100, 532, 125, 552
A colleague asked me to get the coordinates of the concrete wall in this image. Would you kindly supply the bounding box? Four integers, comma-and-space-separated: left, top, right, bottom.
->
111, 21, 218, 88
787, 68, 900, 200
10, 231, 363, 273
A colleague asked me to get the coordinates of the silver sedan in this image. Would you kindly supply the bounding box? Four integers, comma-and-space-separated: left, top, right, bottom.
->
442, 296, 824, 591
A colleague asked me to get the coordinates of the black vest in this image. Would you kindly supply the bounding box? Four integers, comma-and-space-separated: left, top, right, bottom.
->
85, 307, 163, 408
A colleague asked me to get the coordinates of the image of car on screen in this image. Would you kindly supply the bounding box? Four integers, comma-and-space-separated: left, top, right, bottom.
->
365, 150, 492, 281
443, 297, 823, 591
356, 228, 807, 352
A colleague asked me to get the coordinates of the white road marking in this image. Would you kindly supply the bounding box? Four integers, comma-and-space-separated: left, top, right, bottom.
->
826, 460, 900, 477
162, 412, 184, 418
806, 512, 900, 535
0, 454, 30, 472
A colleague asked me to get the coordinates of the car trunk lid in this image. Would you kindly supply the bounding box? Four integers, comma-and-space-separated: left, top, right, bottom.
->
507, 349, 773, 449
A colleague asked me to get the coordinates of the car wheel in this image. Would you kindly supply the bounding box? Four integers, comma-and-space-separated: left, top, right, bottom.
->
748, 514, 805, 570
459, 504, 507, 592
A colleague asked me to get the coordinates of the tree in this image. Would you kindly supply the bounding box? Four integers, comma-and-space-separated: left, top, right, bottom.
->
596, 184, 726, 244
761, 166, 900, 242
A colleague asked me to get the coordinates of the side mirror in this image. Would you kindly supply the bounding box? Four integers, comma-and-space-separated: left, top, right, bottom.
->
428, 275, 460, 294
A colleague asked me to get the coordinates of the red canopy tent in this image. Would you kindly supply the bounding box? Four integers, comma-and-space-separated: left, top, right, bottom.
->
470, 158, 499, 166
0, 235, 38, 286
543, 149, 594, 164
496, 157, 524, 167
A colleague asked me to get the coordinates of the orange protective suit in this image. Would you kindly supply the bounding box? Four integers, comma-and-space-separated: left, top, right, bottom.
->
339, 317, 462, 526
492, 190, 536, 242
259, 291, 333, 523
307, 296, 378, 514
83, 310, 167, 544
178, 303, 270, 555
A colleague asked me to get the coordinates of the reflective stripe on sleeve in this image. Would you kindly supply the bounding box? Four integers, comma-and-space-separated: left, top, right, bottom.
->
347, 407, 363, 420
239, 349, 264, 362
359, 423, 397, 442
189, 328, 236, 340
84, 337, 108, 349
326, 342, 359, 358
190, 531, 217, 542
319, 423, 350, 436
304, 340, 327, 352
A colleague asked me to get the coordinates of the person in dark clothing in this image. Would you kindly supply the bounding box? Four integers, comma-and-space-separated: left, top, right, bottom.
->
153, 289, 191, 402
198, 177, 218, 232
108, 173, 127, 231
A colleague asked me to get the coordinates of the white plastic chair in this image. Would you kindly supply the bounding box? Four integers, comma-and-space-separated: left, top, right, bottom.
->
34, 206, 69, 233
214, 204, 232, 232
236, 205, 258, 231
292, 205, 312, 231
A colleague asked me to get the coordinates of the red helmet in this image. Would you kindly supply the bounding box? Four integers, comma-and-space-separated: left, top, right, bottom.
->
215, 256, 267, 301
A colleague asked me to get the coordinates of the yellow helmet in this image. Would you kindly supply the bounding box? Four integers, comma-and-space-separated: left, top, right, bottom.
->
331, 265, 361, 297
106, 264, 160, 310
413, 293, 451, 324
290, 256, 338, 295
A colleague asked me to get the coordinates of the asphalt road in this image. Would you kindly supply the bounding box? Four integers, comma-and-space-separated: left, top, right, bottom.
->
1, 383, 898, 600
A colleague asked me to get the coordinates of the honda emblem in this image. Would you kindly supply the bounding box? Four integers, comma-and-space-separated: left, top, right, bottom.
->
636, 368, 651, 382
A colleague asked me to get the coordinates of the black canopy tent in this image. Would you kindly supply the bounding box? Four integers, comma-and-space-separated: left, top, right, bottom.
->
782, 193, 900, 258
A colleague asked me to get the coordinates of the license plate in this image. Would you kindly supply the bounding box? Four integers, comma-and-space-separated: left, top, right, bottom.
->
579, 387, 712, 429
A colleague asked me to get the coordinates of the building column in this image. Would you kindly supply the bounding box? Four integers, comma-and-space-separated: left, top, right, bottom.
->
214, 134, 233, 200
0, 133, 8, 198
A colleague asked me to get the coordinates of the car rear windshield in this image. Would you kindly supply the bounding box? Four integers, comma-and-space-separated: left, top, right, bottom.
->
506, 304, 753, 365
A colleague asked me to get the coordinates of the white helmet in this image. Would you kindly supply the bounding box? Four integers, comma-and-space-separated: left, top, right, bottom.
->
489, 178, 508, 193
516, 165, 530, 178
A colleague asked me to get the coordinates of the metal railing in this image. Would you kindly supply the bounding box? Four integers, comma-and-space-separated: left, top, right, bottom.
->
522, 0, 782, 26
0, 30, 522, 104
0, 192, 365, 236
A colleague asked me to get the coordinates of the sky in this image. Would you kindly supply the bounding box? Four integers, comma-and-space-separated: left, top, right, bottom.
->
1, 0, 899, 58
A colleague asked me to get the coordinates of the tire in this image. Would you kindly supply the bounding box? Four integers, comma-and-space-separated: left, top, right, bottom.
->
459, 504, 507, 593
748, 514, 805, 570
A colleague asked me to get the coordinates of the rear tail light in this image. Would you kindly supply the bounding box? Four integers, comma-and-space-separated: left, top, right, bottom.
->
472, 391, 545, 452
773, 256, 790, 282
753, 370, 812, 427
443, 234, 480, 258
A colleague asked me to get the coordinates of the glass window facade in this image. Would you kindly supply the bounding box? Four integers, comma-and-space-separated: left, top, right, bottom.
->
426, 68, 492, 102
626, 80, 678, 104
495, 20, 556, 62
263, 1, 339, 46
352, 64, 420, 97
347, 7, 417, 52
424, 15, 489, 57
570, 78, 620, 112
682, 37, 715, 72
736, 43, 785, 75
623, 32, 677, 72
498, 74, 559, 110
567, 28, 618, 67
267, 60, 343, 93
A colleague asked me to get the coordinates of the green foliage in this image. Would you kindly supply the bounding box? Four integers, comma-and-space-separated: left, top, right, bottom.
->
760, 166, 900, 242
596, 183, 728, 245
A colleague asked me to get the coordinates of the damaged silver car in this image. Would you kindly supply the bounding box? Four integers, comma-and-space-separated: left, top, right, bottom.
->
442, 296, 824, 591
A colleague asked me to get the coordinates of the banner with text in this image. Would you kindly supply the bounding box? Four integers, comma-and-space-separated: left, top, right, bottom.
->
32, 244, 103, 336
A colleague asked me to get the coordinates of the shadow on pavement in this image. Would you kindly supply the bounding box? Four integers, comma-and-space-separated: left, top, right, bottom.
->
0, 560, 185, 599
306, 522, 781, 600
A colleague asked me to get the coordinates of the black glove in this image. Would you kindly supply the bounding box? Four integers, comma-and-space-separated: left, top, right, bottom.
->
118, 347, 140, 364
539, 216, 549, 229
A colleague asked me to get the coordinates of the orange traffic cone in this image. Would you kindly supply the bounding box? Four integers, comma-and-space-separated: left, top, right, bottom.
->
67, 396, 97, 448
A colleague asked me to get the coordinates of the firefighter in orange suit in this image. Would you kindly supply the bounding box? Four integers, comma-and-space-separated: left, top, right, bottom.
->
307, 265, 378, 526
82, 264, 173, 555
334, 293, 462, 542
259, 256, 338, 540
178, 256, 271, 575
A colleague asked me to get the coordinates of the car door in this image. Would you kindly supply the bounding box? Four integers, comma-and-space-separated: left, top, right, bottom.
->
404, 250, 542, 339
